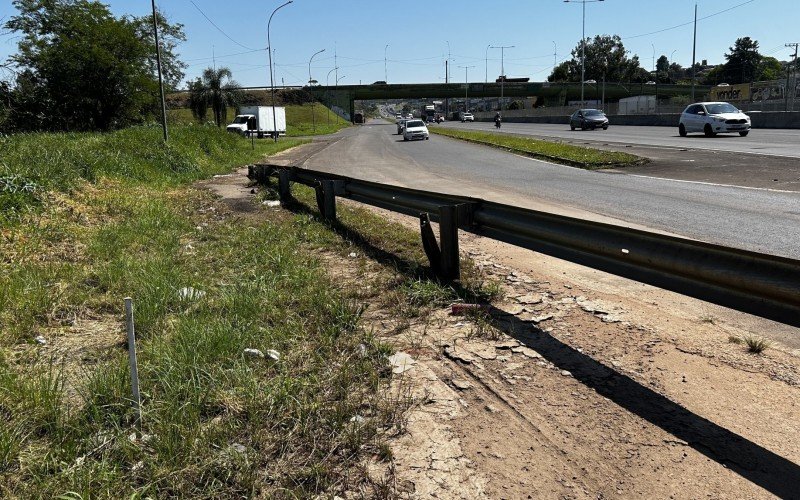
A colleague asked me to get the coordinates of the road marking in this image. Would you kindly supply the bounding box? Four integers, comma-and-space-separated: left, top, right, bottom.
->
624, 174, 799, 193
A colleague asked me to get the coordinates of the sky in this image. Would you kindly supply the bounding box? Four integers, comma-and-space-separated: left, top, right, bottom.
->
1, 0, 798, 88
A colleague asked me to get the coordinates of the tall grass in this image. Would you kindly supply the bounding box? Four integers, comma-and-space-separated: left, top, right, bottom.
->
0, 125, 406, 496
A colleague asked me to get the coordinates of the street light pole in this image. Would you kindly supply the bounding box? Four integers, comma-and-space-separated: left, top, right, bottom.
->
308, 48, 325, 134
490, 45, 514, 112
384, 44, 389, 82
308, 48, 325, 85
459, 65, 475, 113
564, 0, 604, 105
326, 67, 336, 125
267, 0, 293, 142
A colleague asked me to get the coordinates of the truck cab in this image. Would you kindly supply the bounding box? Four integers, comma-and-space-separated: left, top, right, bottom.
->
226, 115, 256, 136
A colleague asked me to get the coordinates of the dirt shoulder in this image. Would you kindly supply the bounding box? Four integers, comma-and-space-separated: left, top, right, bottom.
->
205, 146, 800, 499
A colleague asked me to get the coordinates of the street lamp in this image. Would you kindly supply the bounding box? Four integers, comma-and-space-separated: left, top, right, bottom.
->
459, 65, 475, 114
267, 0, 293, 142
564, 0, 604, 105
308, 48, 325, 85
384, 44, 389, 82
308, 49, 325, 133
326, 67, 336, 125
490, 45, 514, 112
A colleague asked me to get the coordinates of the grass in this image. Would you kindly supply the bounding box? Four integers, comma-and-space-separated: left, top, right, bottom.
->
743, 334, 772, 354
166, 102, 351, 137
430, 127, 645, 169
0, 125, 419, 497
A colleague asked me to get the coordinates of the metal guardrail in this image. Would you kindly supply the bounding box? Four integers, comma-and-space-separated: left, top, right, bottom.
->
250, 164, 800, 328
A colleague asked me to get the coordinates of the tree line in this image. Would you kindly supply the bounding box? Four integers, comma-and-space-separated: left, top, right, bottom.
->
548, 35, 787, 87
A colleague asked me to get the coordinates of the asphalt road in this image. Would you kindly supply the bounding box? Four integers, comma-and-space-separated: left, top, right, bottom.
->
302, 120, 800, 260
439, 121, 800, 158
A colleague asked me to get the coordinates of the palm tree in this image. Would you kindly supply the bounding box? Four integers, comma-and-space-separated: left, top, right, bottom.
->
188, 67, 241, 126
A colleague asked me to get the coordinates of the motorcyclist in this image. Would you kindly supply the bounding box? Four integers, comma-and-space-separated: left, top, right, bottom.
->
494, 112, 501, 128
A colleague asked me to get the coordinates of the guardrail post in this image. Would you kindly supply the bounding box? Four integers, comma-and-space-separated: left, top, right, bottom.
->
278, 169, 292, 204
439, 205, 460, 280
315, 180, 337, 221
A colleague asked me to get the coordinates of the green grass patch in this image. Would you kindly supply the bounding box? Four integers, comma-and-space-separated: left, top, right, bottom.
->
431, 127, 645, 169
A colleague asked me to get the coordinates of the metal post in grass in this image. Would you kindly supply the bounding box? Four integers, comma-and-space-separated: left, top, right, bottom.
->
124, 298, 142, 426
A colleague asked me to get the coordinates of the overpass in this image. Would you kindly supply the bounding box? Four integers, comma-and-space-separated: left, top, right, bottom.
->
307, 81, 710, 121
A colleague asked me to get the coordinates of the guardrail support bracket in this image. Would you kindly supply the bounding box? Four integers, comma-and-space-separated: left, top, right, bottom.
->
420, 207, 460, 281
420, 213, 442, 276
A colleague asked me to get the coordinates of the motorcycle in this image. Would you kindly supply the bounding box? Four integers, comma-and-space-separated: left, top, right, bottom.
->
494, 118, 501, 129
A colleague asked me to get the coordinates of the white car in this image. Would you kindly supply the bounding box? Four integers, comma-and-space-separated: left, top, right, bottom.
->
403, 120, 429, 141
678, 102, 751, 137
461, 112, 474, 122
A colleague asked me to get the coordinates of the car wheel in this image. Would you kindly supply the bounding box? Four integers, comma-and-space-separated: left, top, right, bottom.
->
704, 124, 716, 137
425, 137, 429, 140
602, 125, 608, 130
403, 136, 408, 141
679, 124, 687, 137
570, 124, 575, 131
739, 131, 749, 137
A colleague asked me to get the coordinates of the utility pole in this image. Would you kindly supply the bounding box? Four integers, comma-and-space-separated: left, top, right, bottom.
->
459, 65, 475, 113
691, 3, 697, 101
445, 41, 451, 119
552, 41, 557, 72
785, 43, 798, 112
151, 0, 168, 143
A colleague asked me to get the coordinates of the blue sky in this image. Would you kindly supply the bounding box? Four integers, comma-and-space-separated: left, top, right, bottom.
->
2, 0, 798, 87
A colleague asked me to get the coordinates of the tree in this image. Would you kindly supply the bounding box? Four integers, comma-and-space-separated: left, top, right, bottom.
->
3, 0, 185, 131
129, 9, 187, 90
547, 35, 649, 83
720, 37, 762, 84
189, 67, 241, 127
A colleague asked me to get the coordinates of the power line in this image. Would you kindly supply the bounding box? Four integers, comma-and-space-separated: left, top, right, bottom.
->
189, 0, 256, 51
621, 0, 755, 41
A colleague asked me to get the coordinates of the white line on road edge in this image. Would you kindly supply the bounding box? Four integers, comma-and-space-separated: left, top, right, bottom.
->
624, 174, 799, 194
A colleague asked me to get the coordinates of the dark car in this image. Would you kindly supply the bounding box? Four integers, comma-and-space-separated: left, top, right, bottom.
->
569, 109, 609, 131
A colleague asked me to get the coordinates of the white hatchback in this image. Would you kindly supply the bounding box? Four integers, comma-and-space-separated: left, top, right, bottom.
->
678, 102, 751, 137
403, 120, 429, 141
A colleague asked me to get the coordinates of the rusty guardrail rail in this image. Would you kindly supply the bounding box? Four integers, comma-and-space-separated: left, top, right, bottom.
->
250, 164, 800, 328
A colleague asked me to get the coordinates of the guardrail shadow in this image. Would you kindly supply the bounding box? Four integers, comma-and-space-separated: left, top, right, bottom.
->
490, 308, 800, 499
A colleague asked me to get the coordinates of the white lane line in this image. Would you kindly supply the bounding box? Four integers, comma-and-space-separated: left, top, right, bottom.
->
624, 174, 800, 194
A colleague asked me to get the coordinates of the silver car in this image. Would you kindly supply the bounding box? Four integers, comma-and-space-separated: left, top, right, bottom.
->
678, 102, 751, 137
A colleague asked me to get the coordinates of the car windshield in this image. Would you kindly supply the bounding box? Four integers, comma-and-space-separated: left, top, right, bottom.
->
406, 120, 425, 128
464, 113, 473, 116
583, 110, 603, 116
705, 103, 738, 114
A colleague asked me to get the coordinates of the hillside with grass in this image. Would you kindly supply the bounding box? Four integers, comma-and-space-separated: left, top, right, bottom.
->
167, 102, 351, 137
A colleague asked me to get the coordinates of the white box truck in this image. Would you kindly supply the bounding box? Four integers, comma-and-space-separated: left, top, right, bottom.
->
618, 95, 655, 115
226, 106, 286, 138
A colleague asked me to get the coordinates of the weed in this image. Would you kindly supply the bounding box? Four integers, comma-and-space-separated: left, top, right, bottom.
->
728, 335, 743, 344
743, 334, 772, 354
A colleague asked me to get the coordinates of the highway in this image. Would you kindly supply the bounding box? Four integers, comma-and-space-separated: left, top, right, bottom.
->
302, 120, 800, 259
439, 120, 800, 159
